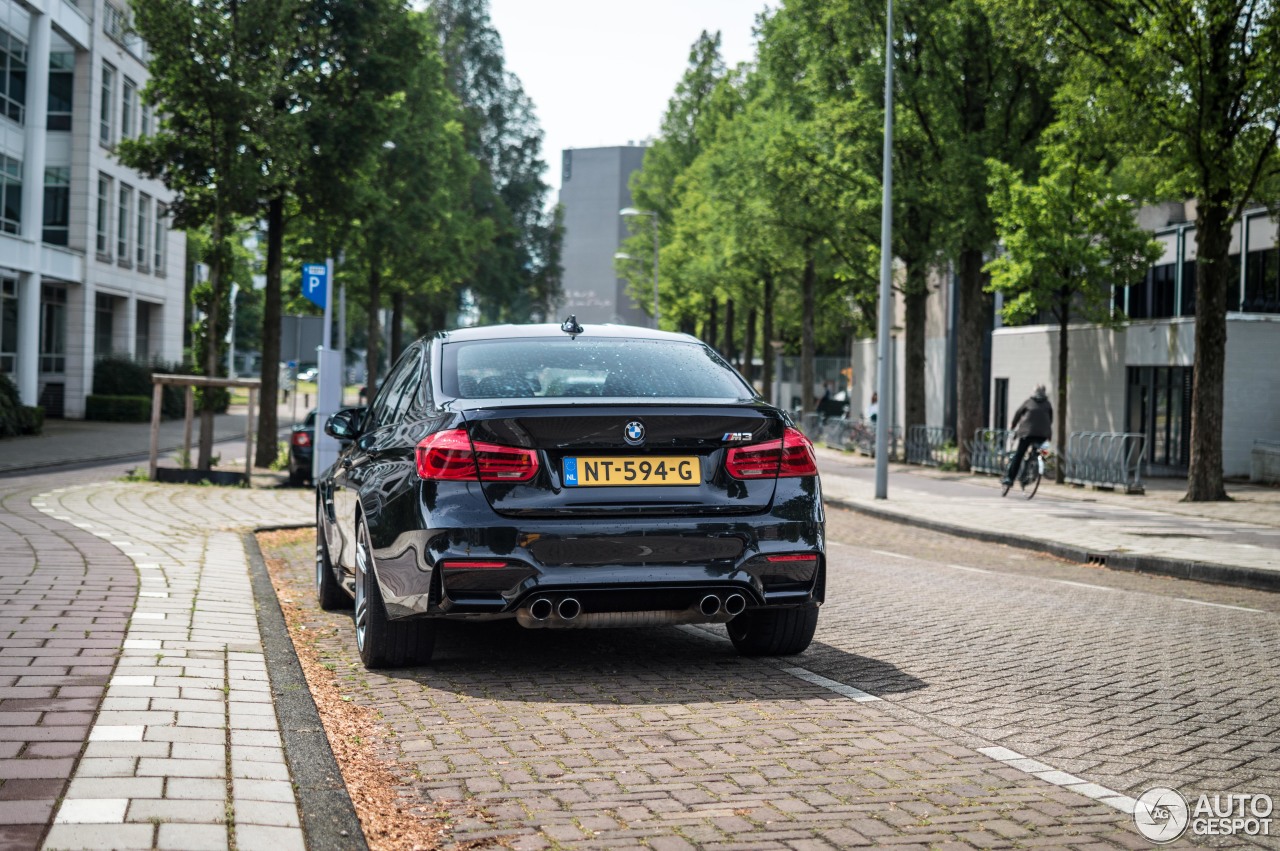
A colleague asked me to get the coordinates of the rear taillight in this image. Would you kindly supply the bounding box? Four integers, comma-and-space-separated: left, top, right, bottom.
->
766, 554, 819, 563
725, 427, 818, 479
416, 428, 539, 482
439, 560, 509, 569
291, 431, 311, 448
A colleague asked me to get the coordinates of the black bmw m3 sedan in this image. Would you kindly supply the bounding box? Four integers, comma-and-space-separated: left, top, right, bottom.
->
315, 320, 826, 669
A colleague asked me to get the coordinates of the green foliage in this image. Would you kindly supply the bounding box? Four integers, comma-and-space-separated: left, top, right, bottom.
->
86, 395, 152, 423
0, 375, 42, 437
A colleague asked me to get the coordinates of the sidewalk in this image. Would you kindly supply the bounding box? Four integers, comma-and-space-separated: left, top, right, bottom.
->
815, 446, 1280, 591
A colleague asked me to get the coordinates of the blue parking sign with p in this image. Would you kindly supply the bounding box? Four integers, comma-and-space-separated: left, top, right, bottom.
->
302, 264, 327, 309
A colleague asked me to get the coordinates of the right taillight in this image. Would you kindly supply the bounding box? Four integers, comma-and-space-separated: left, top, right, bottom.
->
416, 428, 539, 482
725, 427, 818, 479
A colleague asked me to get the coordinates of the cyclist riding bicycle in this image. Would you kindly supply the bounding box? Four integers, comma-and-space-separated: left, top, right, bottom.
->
1003, 384, 1053, 488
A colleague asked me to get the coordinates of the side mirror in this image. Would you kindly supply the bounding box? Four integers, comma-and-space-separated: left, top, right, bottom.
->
325, 407, 366, 441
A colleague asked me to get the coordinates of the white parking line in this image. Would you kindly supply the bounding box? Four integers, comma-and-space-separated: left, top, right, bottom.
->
1052, 580, 1113, 591
870, 549, 913, 560
977, 746, 1136, 814
780, 666, 882, 702
1175, 598, 1265, 613
945, 564, 991, 573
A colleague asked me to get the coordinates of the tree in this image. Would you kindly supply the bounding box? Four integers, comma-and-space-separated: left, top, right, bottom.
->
120, 0, 289, 470
986, 113, 1162, 482
429, 0, 561, 324
1001, 0, 1280, 500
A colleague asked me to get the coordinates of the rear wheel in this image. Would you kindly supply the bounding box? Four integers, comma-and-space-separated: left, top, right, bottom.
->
354, 517, 435, 669
315, 510, 348, 611
727, 605, 819, 656
1025, 464, 1042, 499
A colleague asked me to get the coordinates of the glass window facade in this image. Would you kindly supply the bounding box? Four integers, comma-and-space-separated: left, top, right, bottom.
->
0, 28, 25, 124
153, 203, 165, 272
99, 62, 115, 145
1126, 366, 1192, 470
0, 153, 19, 234
96, 173, 112, 254
136, 193, 150, 267
1, 277, 16, 374
42, 166, 69, 246
135, 300, 151, 360
116, 183, 131, 262
47, 51, 72, 131
94, 293, 115, 357
1244, 246, 1280, 313
40, 285, 66, 373
121, 77, 135, 137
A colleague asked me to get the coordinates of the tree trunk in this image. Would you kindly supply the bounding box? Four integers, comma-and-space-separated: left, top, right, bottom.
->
722, 298, 735, 366
197, 230, 224, 471
1055, 289, 1070, 485
903, 261, 928, 432
1185, 193, 1231, 501
955, 247, 986, 470
390, 291, 405, 366
706, 298, 718, 351
762, 272, 775, 406
365, 265, 382, 398
742, 306, 757, 389
255, 196, 283, 468
801, 254, 816, 417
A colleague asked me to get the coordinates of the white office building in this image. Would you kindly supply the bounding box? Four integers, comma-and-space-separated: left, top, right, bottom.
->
0, 0, 184, 418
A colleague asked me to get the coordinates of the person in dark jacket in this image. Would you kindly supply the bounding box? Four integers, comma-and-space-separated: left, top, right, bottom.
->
1003, 384, 1053, 486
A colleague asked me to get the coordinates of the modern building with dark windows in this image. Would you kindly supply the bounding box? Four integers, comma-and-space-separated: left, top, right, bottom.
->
0, 0, 184, 419
557, 145, 648, 326
850, 202, 1280, 478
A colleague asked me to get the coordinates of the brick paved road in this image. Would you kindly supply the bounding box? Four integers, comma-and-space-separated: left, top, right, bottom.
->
266, 508, 1278, 849
0, 469, 137, 851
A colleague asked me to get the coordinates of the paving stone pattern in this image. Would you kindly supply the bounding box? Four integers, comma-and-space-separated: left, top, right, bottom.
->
817, 508, 1280, 809
4, 478, 311, 851
0, 473, 137, 851
268, 534, 1151, 850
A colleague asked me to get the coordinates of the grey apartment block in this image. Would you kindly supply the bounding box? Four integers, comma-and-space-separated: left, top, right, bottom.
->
0, 0, 185, 418
557, 145, 648, 326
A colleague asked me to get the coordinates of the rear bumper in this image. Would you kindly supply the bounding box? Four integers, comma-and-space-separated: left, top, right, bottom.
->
369, 519, 824, 623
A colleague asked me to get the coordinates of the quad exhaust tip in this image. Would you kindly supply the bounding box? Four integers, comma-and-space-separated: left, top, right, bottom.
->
724, 593, 747, 616
529, 598, 553, 621
557, 597, 581, 620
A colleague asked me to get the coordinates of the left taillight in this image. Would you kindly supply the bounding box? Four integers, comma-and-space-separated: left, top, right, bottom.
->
291, 430, 311, 448
416, 428, 539, 482
725, 427, 818, 479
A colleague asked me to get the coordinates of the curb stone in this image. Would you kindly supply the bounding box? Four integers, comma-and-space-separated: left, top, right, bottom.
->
244, 528, 368, 851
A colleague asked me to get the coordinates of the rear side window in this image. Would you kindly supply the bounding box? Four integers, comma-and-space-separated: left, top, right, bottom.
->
442, 338, 753, 400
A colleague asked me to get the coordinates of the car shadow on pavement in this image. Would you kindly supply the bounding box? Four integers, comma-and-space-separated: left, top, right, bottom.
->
380, 619, 926, 704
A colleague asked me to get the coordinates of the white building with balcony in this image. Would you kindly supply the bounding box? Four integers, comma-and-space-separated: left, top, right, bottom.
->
0, 0, 184, 418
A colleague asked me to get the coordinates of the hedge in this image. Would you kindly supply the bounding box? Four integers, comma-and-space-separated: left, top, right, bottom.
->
0, 374, 43, 437
93, 355, 230, 418
85, 394, 152, 422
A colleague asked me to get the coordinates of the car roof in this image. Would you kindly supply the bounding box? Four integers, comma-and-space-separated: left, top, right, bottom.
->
424, 322, 703, 346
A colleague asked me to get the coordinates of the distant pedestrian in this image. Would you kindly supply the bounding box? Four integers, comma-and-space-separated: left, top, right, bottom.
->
866, 392, 879, 424
1003, 384, 1053, 486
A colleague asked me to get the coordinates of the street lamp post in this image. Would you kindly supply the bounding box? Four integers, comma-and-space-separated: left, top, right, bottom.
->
620, 207, 659, 328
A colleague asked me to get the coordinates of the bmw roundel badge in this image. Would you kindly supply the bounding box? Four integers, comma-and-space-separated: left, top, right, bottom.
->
624, 420, 646, 446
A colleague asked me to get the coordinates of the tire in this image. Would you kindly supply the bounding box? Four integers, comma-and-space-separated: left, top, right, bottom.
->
727, 604, 819, 656
353, 517, 435, 669
288, 468, 305, 487
1001, 478, 1013, 497
1025, 466, 1041, 499
315, 512, 348, 611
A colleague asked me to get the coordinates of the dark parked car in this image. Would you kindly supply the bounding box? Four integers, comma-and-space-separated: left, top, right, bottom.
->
315, 320, 826, 669
288, 410, 316, 485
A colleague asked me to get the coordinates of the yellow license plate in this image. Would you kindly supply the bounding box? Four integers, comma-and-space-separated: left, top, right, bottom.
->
563, 456, 700, 487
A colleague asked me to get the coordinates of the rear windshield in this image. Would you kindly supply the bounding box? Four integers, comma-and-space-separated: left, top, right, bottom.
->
441, 338, 754, 400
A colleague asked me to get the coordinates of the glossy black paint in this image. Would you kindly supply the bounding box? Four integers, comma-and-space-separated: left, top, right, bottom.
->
316, 324, 825, 628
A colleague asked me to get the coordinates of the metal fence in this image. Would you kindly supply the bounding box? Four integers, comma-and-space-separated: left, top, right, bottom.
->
968, 429, 1012, 476
800, 415, 901, 459
1063, 432, 1146, 494
905, 425, 956, 467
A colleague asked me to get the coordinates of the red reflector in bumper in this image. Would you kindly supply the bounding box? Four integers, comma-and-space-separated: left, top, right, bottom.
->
439, 560, 509, 570
765, 554, 819, 563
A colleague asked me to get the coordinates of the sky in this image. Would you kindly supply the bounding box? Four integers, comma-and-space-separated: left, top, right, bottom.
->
486, 0, 773, 198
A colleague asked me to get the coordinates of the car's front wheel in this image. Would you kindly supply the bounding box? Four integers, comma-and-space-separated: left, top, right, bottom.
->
727, 604, 819, 656
353, 516, 435, 669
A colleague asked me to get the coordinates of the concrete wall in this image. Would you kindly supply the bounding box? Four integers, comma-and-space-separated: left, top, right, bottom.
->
1224, 316, 1280, 475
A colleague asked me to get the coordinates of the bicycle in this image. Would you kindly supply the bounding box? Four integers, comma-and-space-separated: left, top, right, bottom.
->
1001, 440, 1051, 499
